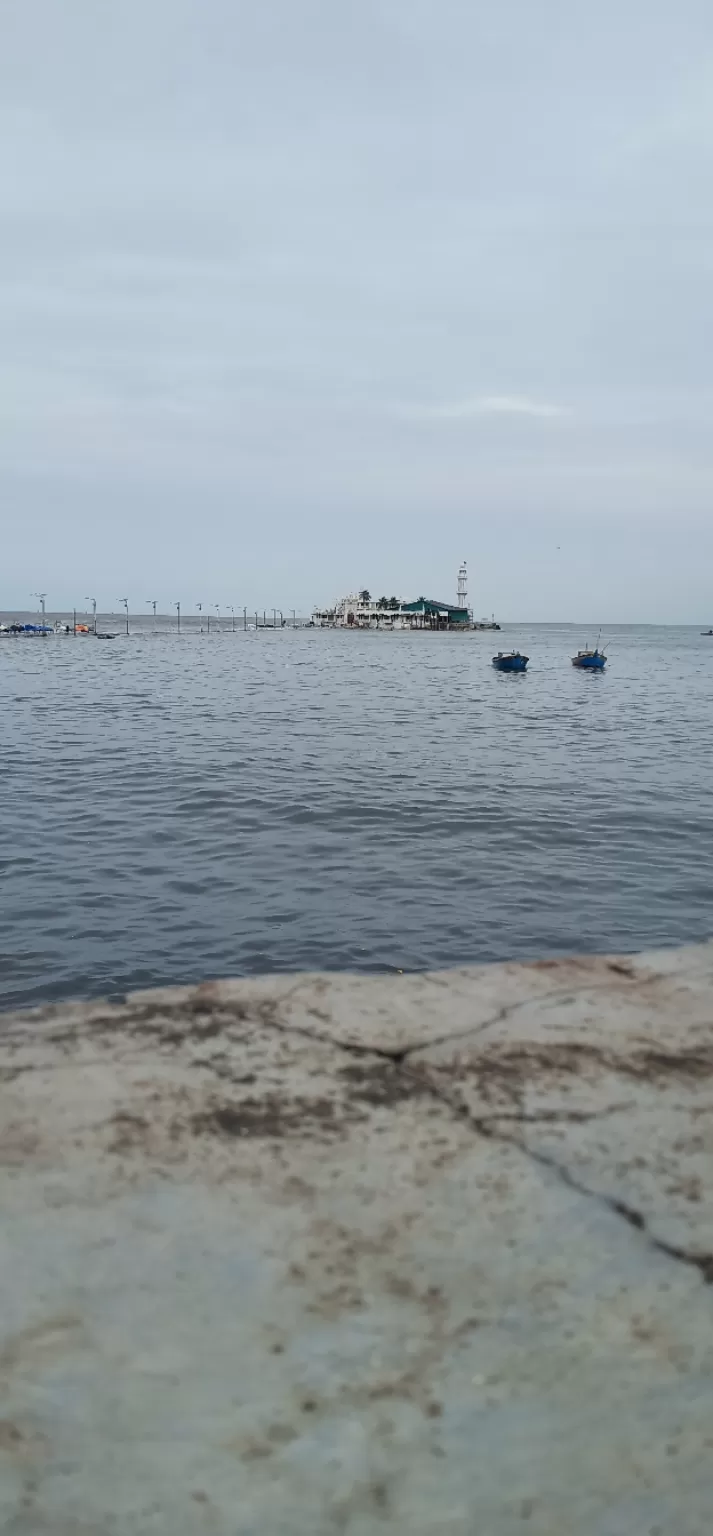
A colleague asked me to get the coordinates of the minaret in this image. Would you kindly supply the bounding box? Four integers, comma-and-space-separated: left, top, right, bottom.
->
457, 560, 468, 610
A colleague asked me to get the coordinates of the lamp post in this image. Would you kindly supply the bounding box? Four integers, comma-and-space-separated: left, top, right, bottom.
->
147, 599, 157, 631
229, 605, 235, 633
32, 592, 47, 629
117, 598, 129, 636
85, 597, 97, 635
197, 602, 203, 634
174, 601, 181, 633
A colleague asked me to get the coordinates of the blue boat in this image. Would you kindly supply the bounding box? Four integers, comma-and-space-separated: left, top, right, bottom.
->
7, 623, 53, 635
572, 647, 606, 670
492, 650, 529, 672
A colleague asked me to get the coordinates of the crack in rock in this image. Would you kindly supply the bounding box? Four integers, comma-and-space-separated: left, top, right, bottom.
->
394, 1062, 713, 1289
4, 974, 713, 1291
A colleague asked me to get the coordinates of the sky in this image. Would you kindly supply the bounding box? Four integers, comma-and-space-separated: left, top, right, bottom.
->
2, 0, 713, 620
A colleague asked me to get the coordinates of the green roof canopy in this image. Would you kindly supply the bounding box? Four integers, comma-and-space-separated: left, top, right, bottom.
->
400, 597, 469, 618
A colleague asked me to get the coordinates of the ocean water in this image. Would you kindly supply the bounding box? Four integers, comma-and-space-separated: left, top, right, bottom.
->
1, 624, 712, 1010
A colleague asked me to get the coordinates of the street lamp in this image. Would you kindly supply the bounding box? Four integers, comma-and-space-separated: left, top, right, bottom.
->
174, 601, 181, 633
32, 592, 47, 623
117, 598, 129, 636
147, 599, 157, 630
197, 602, 203, 633
229, 605, 235, 632
85, 597, 97, 635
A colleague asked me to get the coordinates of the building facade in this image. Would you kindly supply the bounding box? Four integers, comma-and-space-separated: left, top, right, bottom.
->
311, 592, 472, 630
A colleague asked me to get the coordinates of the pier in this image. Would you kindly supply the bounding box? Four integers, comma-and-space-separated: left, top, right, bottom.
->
1, 563, 501, 638
0, 609, 313, 637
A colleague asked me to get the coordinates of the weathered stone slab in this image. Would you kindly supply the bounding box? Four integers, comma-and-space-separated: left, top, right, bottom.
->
1, 943, 712, 1533
411, 943, 713, 1260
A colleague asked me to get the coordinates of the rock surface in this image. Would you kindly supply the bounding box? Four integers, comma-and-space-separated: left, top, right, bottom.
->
1, 944, 713, 1534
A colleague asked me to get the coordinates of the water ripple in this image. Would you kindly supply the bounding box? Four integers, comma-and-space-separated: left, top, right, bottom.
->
1, 624, 712, 1008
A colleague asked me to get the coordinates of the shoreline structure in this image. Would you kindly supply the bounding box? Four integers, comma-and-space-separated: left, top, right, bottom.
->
2, 941, 713, 1531
312, 562, 500, 630
1, 563, 503, 635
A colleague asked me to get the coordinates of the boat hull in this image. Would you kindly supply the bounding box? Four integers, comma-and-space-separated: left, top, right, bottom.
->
572, 653, 606, 670
492, 654, 529, 672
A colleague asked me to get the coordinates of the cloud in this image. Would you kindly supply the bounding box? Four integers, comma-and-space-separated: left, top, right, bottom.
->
396, 394, 568, 421
2, 0, 711, 618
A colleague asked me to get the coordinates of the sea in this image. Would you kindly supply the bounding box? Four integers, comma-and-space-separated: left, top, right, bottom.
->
2, 622, 712, 1011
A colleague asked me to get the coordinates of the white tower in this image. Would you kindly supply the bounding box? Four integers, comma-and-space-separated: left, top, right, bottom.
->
457, 561, 468, 611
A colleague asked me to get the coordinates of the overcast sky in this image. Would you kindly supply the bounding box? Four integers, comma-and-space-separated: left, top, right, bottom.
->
3, 0, 713, 619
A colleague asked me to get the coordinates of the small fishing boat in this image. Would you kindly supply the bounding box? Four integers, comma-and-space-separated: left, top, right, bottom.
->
492, 650, 529, 672
701, 629, 713, 637
572, 647, 607, 670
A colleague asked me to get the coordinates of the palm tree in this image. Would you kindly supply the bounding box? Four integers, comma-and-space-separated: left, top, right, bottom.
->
389, 596, 399, 610
359, 589, 371, 604
377, 596, 388, 609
